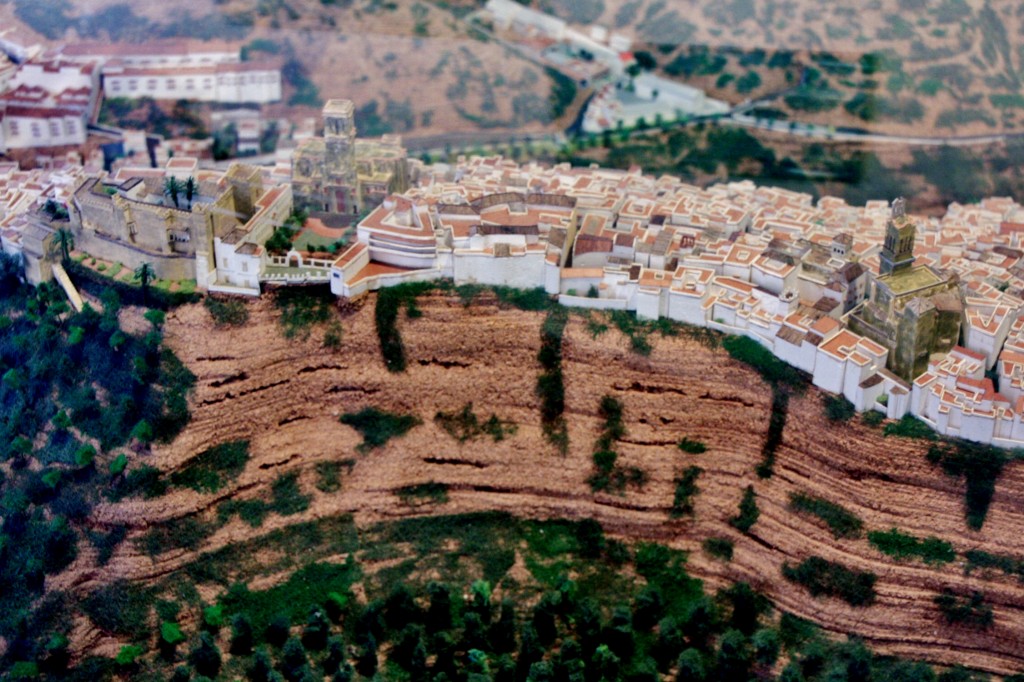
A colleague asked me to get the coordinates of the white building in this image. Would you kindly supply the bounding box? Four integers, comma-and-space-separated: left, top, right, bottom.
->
61, 40, 282, 105
0, 56, 101, 151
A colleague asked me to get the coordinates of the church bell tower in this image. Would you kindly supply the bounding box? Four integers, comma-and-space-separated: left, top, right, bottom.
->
880, 197, 915, 276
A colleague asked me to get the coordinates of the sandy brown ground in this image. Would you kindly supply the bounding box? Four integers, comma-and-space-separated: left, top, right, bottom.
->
49, 291, 1024, 675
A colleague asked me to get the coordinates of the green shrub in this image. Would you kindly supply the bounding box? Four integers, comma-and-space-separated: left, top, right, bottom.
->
862, 410, 885, 427
963, 549, 1024, 580
218, 498, 270, 527
731, 486, 760, 533
161, 621, 186, 645
782, 557, 876, 606
270, 472, 312, 516
671, 466, 703, 517
435, 403, 516, 443
537, 307, 569, 434
168, 440, 249, 493
375, 282, 434, 372
868, 528, 955, 565
109, 454, 128, 476
116, 644, 145, 666
273, 286, 333, 341
934, 590, 993, 629
219, 561, 359, 637
204, 296, 249, 327
703, 537, 734, 561
678, 437, 707, 454
315, 460, 353, 493
83, 580, 153, 638
788, 493, 863, 539
341, 407, 421, 453
138, 516, 216, 556
823, 394, 855, 422
396, 482, 449, 505
723, 335, 804, 389
883, 414, 936, 440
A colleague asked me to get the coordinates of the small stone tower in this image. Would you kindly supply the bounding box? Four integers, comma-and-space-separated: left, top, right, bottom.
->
880, 197, 915, 276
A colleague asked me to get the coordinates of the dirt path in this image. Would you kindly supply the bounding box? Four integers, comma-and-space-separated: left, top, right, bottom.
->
58, 293, 1024, 675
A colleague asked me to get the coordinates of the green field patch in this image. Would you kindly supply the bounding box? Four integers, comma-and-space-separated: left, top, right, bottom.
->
168, 440, 249, 493
868, 528, 955, 565
341, 407, 421, 453
788, 493, 863, 539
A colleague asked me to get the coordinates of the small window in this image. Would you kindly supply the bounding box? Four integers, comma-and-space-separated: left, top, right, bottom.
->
185, 79, 195, 90
147, 79, 157, 90
110, 80, 121, 92
31, 123, 41, 138
49, 121, 60, 137
166, 78, 176, 90
9, 121, 20, 136
241, 261, 248, 273
128, 79, 137, 91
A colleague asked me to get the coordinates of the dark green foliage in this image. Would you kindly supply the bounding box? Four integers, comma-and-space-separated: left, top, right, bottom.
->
723, 335, 804, 389
138, 516, 216, 556
824, 394, 856, 422
340, 406, 421, 453
703, 537, 734, 561
265, 226, 296, 254
82, 580, 152, 638
868, 528, 955, 565
545, 66, 577, 120
731, 486, 759, 532
863, 410, 885, 427
204, 296, 250, 326
435, 403, 517, 443
396, 482, 449, 505
168, 440, 250, 493
964, 549, 1024, 580
926, 441, 1008, 530
273, 286, 334, 340
189, 632, 222, 678
782, 557, 877, 606
492, 286, 553, 311
221, 561, 359, 638
89, 526, 127, 565
231, 614, 254, 655
788, 493, 864, 539
757, 389, 788, 478
315, 460, 353, 494
270, 472, 312, 516
537, 307, 569, 453
884, 414, 937, 440
375, 282, 434, 372
677, 437, 707, 454
588, 395, 645, 492
219, 498, 271, 528
671, 466, 703, 517
934, 590, 993, 629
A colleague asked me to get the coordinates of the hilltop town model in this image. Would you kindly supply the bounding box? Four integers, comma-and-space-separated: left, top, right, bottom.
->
4, 98, 1024, 449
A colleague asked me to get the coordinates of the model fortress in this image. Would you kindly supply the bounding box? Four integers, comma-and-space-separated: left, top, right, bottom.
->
7, 99, 1024, 449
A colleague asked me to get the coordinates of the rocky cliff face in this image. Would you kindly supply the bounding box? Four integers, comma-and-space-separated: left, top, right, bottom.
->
66, 291, 1024, 674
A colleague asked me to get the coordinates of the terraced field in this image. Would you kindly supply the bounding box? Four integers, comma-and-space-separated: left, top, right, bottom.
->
59, 291, 1024, 675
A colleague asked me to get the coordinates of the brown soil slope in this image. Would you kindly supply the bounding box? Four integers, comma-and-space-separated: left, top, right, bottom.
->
68, 292, 1024, 674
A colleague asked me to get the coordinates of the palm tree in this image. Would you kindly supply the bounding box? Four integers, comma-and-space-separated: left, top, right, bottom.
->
185, 176, 197, 210
50, 227, 75, 264
134, 262, 155, 303
164, 177, 182, 209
